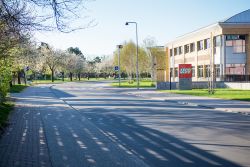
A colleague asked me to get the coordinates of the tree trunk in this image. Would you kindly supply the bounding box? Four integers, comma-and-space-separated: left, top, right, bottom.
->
51, 69, 54, 82
12, 72, 16, 85
24, 71, 27, 85
70, 72, 73, 81
17, 71, 22, 84
62, 72, 64, 81
78, 73, 81, 81
9, 81, 13, 87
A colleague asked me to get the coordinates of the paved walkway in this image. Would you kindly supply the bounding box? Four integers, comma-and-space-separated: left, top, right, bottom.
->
125, 90, 250, 115
0, 85, 147, 167
0, 86, 52, 167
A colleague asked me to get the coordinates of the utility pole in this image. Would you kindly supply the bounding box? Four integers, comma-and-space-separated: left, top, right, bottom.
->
125, 21, 139, 90
117, 45, 123, 87
209, 33, 215, 94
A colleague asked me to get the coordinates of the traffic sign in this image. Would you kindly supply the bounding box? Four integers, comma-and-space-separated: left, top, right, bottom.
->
114, 66, 119, 71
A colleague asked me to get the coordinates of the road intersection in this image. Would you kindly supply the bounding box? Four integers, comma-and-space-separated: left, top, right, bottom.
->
0, 81, 249, 167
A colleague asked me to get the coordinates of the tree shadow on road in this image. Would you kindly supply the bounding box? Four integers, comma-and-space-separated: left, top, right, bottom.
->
2, 85, 248, 167
78, 106, 244, 167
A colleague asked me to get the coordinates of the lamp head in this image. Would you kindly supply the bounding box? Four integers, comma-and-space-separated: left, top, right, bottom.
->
125, 22, 129, 25
117, 45, 123, 49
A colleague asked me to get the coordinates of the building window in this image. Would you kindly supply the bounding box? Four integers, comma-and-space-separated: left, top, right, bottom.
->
192, 66, 195, 77
226, 40, 233, 46
226, 35, 245, 40
184, 44, 189, 54
226, 64, 245, 75
174, 67, 178, 77
198, 65, 204, 78
205, 65, 210, 77
225, 35, 246, 53
190, 43, 195, 52
170, 68, 173, 77
170, 49, 173, 57
215, 64, 220, 77
174, 48, 177, 56
179, 46, 183, 55
204, 38, 210, 49
233, 40, 245, 53
214, 36, 221, 47
197, 40, 203, 51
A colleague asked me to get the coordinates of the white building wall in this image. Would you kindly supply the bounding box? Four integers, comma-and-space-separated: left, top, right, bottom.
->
214, 47, 221, 64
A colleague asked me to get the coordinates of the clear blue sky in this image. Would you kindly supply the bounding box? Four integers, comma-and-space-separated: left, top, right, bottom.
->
34, 0, 249, 59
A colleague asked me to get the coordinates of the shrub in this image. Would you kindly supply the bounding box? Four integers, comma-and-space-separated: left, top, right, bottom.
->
0, 60, 12, 102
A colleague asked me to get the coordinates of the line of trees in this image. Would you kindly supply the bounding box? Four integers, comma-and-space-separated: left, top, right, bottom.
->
12, 43, 114, 83
0, 0, 164, 102
0, 0, 93, 102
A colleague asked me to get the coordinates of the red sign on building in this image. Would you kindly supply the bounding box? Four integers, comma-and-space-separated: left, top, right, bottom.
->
179, 64, 192, 78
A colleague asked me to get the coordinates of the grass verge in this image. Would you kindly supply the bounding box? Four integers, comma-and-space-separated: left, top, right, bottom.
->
161, 89, 250, 101
32, 78, 113, 84
0, 101, 14, 129
112, 80, 156, 88
1, 84, 27, 130
32, 79, 69, 84
10, 85, 29, 93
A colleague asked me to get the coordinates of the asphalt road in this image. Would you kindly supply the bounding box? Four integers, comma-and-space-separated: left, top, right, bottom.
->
51, 81, 250, 167
1, 81, 250, 167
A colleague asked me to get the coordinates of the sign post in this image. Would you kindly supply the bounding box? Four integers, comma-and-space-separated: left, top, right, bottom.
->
117, 44, 123, 87
179, 64, 192, 90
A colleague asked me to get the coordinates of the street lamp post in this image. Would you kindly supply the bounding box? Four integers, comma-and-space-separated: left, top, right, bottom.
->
117, 45, 123, 87
125, 21, 139, 90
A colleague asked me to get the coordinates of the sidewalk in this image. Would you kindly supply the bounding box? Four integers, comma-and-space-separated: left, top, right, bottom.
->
0, 85, 148, 167
126, 90, 250, 115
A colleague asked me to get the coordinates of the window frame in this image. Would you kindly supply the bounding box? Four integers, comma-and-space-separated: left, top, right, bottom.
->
198, 65, 204, 78
190, 43, 195, 52
178, 46, 183, 55
170, 49, 173, 57
197, 40, 203, 51
192, 66, 195, 77
184, 44, 190, 54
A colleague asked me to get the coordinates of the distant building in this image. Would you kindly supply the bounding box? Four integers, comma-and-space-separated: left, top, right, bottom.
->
164, 9, 250, 83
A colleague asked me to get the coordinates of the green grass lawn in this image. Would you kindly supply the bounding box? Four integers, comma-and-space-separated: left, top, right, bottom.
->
9, 85, 29, 93
81, 78, 114, 82
161, 89, 250, 101
32, 78, 113, 84
0, 101, 14, 128
112, 80, 156, 88
32, 79, 71, 84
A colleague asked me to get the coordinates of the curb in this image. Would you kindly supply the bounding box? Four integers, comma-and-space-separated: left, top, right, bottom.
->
124, 92, 250, 116
164, 99, 250, 116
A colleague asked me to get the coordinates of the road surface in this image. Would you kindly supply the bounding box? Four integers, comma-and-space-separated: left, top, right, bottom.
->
0, 81, 249, 167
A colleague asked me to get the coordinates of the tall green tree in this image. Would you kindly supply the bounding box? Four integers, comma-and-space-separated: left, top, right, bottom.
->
113, 41, 149, 81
